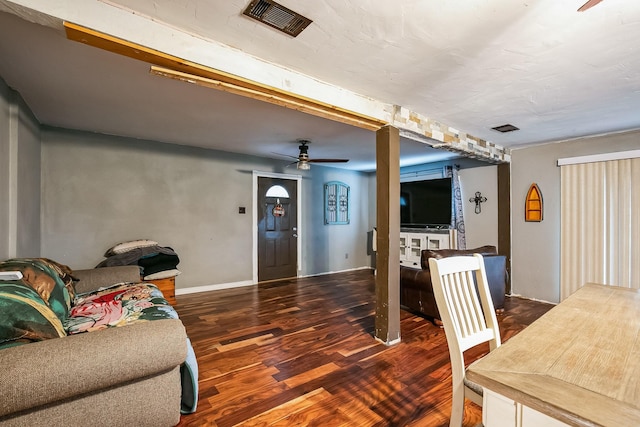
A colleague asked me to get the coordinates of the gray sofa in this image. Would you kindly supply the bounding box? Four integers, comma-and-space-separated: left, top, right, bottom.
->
0, 265, 187, 427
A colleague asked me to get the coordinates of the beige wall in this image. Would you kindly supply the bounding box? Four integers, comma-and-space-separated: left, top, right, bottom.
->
510, 129, 640, 302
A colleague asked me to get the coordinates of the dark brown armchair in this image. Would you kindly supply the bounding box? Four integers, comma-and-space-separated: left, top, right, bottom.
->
400, 245, 507, 321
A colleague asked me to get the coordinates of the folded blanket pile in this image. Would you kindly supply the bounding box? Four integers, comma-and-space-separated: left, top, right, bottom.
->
96, 239, 181, 280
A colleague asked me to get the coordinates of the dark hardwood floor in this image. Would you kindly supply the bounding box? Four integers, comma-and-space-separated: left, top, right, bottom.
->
175, 269, 553, 427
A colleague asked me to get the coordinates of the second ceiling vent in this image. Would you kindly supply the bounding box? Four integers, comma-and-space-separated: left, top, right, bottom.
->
243, 0, 312, 37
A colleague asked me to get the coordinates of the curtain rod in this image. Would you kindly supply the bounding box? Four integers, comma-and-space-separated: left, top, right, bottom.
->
557, 150, 640, 166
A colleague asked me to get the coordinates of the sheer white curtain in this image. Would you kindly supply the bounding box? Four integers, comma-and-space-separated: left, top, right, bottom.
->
446, 165, 466, 249
560, 157, 640, 300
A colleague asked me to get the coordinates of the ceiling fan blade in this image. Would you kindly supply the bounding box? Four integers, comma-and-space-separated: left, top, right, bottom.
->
308, 159, 349, 163
578, 0, 604, 12
272, 152, 300, 160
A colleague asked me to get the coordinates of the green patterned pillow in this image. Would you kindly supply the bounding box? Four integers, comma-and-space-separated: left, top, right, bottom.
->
0, 258, 73, 322
0, 281, 67, 349
34, 257, 77, 303
0, 259, 73, 323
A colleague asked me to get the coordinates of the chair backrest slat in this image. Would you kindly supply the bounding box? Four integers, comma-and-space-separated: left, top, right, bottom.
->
449, 269, 481, 340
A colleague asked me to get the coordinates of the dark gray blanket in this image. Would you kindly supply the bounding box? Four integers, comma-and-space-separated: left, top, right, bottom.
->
95, 246, 177, 268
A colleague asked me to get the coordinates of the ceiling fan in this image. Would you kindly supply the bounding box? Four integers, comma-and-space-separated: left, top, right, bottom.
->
578, 0, 604, 12
280, 140, 349, 170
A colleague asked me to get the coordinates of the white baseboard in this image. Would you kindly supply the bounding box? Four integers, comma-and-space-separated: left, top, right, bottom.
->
507, 293, 558, 305
175, 280, 254, 295
174, 267, 374, 296
298, 266, 373, 278
375, 336, 402, 346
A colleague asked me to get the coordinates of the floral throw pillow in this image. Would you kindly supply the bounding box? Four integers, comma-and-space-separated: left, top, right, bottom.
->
65, 282, 177, 334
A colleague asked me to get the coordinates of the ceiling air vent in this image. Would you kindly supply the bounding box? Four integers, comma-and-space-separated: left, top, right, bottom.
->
491, 124, 520, 133
243, 0, 312, 37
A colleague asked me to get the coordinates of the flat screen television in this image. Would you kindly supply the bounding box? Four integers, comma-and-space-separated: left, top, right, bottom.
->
400, 178, 452, 228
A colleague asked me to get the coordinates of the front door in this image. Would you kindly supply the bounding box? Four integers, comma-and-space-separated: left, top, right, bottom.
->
257, 177, 298, 282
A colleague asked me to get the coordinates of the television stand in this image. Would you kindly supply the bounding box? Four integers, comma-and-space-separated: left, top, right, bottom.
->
399, 228, 456, 269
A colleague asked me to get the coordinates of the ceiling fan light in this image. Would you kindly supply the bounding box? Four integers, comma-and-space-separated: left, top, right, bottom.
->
297, 161, 311, 170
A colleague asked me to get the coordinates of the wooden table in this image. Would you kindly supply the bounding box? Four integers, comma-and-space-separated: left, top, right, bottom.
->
467, 283, 640, 427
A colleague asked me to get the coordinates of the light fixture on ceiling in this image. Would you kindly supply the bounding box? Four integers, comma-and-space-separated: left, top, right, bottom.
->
243, 0, 312, 37
297, 160, 311, 170
491, 124, 520, 133
273, 140, 349, 170
294, 140, 348, 170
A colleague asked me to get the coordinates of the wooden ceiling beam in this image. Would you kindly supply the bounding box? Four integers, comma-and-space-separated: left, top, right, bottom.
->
64, 21, 386, 132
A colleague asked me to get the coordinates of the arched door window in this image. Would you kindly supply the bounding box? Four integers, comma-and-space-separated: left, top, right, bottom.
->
265, 185, 290, 199
266, 185, 290, 217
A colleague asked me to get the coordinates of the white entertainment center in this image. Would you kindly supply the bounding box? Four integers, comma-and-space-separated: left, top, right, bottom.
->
399, 228, 457, 269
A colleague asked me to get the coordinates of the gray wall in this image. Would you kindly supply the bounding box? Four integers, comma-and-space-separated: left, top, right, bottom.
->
41, 127, 372, 290
0, 78, 10, 259
510, 129, 640, 302
0, 77, 40, 259
15, 95, 41, 256
459, 165, 498, 249
300, 167, 372, 275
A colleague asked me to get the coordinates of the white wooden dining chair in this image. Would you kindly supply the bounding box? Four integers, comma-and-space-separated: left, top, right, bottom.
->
429, 254, 501, 427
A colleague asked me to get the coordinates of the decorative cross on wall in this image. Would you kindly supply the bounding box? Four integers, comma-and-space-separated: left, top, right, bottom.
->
469, 191, 487, 214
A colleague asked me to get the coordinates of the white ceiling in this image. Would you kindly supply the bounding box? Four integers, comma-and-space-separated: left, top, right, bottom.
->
0, 0, 639, 171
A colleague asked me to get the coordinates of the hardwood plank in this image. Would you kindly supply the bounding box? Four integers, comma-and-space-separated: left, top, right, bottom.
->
239, 388, 332, 427
176, 269, 552, 426
282, 363, 342, 388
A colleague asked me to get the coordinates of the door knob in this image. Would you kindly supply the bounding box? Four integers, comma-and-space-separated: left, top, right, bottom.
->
293, 234, 298, 238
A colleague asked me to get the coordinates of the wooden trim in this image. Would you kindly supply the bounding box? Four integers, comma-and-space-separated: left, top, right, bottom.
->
64, 21, 386, 131
149, 66, 383, 130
